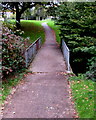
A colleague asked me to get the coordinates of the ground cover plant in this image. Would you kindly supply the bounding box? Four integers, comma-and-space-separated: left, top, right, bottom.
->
2, 21, 28, 104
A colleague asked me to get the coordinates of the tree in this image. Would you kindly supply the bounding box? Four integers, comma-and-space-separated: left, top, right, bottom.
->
2, 2, 57, 28
2, 2, 41, 28
21, 8, 32, 20
53, 2, 96, 78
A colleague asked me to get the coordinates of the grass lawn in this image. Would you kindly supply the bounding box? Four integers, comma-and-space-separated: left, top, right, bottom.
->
20, 20, 45, 44
9, 19, 60, 44
20, 19, 61, 44
69, 74, 95, 118
8, 20, 46, 45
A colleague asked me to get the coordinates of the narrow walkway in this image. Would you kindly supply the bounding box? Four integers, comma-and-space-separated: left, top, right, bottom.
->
3, 23, 76, 118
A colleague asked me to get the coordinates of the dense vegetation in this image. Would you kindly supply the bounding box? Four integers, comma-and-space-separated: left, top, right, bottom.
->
53, 2, 96, 81
2, 20, 45, 78
2, 22, 26, 78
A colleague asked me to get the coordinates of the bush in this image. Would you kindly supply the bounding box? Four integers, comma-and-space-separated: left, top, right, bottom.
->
2, 24, 28, 78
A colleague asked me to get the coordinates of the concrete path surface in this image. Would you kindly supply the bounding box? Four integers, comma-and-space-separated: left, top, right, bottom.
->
2, 23, 76, 118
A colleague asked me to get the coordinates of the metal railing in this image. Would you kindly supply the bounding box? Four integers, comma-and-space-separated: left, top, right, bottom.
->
25, 37, 42, 67
61, 39, 70, 72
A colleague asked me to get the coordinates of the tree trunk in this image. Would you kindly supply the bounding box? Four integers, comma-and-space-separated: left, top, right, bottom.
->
15, 3, 21, 29
16, 14, 21, 29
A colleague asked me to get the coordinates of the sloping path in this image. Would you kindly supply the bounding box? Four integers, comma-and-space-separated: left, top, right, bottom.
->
3, 23, 76, 118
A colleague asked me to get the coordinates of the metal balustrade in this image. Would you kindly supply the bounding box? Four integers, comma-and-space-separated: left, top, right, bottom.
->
25, 37, 42, 67
61, 39, 71, 72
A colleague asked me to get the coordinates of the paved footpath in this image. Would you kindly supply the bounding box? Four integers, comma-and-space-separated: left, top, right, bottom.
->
3, 23, 76, 118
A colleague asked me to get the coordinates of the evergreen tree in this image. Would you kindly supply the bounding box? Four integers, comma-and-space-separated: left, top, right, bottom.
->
54, 2, 96, 80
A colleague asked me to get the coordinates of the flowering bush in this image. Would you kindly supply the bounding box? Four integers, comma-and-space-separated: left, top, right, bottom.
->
2, 24, 29, 78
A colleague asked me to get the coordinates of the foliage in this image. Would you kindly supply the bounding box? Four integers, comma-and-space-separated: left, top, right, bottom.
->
2, 19, 46, 78
86, 57, 96, 82
2, 2, 57, 28
54, 2, 96, 79
2, 23, 28, 78
21, 8, 32, 20
2, 2, 41, 28
46, 5, 58, 18
69, 74, 95, 118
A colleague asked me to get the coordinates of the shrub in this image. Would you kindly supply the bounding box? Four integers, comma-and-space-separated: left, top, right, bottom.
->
2, 24, 28, 78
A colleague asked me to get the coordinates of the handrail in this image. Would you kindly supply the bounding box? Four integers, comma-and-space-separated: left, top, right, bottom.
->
61, 39, 71, 72
25, 37, 42, 67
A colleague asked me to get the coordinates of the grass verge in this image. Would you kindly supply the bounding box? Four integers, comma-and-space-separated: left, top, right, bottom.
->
1, 69, 27, 105
69, 74, 95, 118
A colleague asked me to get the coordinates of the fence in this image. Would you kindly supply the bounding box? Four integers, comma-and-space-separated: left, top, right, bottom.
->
25, 37, 42, 67
61, 39, 71, 71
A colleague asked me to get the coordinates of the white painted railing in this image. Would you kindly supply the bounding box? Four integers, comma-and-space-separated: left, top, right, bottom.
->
25, 37, 42, 67
61, 39, 71, 72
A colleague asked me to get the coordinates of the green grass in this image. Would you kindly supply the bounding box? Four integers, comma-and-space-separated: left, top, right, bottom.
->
8, 19, 60, 44
8, 19, 46, 44
20, 20, 61, 44
1, 70, 27, 105
69, 74, 95, 118
20, 20, 45, 44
